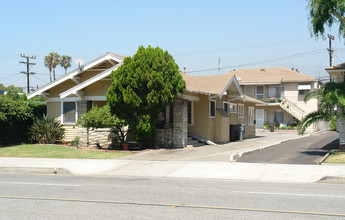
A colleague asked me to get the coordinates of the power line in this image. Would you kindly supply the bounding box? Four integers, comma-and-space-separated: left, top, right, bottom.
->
19, 54, 36, 93
187, 48, 326, 74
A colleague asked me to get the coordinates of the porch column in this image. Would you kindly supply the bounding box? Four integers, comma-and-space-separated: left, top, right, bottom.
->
339, 119, 345, 150
173, 98, 188, 148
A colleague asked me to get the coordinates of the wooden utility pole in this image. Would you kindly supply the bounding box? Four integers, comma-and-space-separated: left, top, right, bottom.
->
327, 34, 335, 82
19, 54, 36, 93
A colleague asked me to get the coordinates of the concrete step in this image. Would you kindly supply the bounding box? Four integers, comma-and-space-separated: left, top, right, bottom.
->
186, 142, 205, 148
187, 139, 200, 145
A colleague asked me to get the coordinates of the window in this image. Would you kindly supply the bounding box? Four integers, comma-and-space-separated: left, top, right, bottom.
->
62, 102, 77, 124
248, 107, 254, 125
268, 85, 284, 99
275, 109, 284, 123
86, 101, 93, 112
299, 90, 308, 96
209, 100, 216, 117
238, 104, 244, 118
244, 86, 254, 98
223, 101, 229, 114
187, 101, 193, 125
256, 86, 264, 100
229, 103, 237, 113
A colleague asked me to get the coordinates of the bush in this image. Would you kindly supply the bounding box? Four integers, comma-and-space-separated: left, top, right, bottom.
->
30, 115, 65, 144
70, 136, 80, 147
330, 118, 337, 131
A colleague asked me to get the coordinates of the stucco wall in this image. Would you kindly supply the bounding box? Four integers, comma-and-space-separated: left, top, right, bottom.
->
84, 80, 111, 96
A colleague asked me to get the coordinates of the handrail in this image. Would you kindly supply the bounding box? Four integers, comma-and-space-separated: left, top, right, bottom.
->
280, 97, 306, 119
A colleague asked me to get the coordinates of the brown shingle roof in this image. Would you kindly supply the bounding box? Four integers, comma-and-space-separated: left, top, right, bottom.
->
224, 67, 317, 84
182, 73, 234, 95
325, 62, 345, 70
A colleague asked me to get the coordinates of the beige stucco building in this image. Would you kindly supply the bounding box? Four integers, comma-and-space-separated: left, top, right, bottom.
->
221, 68, 321, 132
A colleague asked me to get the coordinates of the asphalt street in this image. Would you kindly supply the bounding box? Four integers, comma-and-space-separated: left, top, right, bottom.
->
1, 174, 345, 219
238, 131, 339, 164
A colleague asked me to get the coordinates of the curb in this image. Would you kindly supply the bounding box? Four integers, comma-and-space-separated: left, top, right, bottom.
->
229, 134, 312, 162
0, 167, 71, 175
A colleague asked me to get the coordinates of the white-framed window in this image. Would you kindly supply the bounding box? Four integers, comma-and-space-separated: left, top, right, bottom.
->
209, 100, 216, 118
248, 107, 254, 125
61, 101, 77, 124
229, 103, 237, 113
223, 101, 229, 114
256, 86, 264, 100
187, 101, 194, 125
244, 86, 254, 98
238, 103, 244, 118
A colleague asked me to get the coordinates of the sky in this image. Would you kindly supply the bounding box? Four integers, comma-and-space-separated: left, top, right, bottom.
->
1, 0, 345, 91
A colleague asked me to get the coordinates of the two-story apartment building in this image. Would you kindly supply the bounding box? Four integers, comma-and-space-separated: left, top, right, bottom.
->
223, 67, 321, 131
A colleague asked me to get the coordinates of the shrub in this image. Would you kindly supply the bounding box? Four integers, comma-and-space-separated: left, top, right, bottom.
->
30, 115, 65, 144
330, 118, 337, 131
70, 136, 80, 147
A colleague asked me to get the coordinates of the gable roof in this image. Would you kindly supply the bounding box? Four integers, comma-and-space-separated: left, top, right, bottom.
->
181, 73, 245, 101
223, 67, 317, 84
27, 52, 124, 99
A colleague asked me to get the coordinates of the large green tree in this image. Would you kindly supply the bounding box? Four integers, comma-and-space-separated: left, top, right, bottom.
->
60, 55, 72, 74
307, 0, 345, 39
106, 46, 185, 147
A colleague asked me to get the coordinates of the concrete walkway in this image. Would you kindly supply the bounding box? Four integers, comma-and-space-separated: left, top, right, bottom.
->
121, 131, 305, 161
1, 131, 345, 184
1, 157, 345, 183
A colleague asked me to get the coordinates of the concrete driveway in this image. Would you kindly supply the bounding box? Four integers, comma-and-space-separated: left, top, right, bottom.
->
121, 131, 303, 161
238, 131, 338, 164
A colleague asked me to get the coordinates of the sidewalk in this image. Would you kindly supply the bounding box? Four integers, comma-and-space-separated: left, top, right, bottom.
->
0, 157, 345, 183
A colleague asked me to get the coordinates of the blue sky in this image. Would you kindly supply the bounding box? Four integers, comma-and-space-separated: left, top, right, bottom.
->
1, 0, 345, 90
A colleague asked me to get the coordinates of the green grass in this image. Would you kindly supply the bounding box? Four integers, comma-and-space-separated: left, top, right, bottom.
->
323, 152, 345, 164
0, 144, 133, 159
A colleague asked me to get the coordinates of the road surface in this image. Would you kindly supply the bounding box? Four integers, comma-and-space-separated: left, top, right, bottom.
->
0, 174, 345, 219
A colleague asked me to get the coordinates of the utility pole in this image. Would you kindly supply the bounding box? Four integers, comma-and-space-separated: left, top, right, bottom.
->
19, 54, 36, 93
327, 34, 335, 82
218, 57, 220, 75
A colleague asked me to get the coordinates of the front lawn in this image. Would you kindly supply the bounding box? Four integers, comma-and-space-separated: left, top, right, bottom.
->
323, 152, 345, 164
0, 144, 133, 159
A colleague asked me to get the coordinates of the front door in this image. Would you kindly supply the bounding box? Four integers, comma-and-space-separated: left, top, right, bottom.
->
256, 109, 265, 128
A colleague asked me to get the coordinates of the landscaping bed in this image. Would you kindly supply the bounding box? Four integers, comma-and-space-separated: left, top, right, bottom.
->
0, 144, 133, 159
323, 152, 345, 164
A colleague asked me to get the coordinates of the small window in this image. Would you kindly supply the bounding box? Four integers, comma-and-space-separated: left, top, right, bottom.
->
238, 104, 244, 118
63, 102, 76, 124
209, 100, 216, 117
87, 101, 93, 112
187, 101, 193, 125
229, 103, 237, 113
299, 90, 308, 95
248, 107, 254, 125
244, 86, 254, 98
223, 101, 229, 114
256, 86, 264, 100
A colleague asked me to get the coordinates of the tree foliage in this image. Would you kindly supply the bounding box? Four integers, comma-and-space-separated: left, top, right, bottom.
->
0, 91, 46, 145
60, 55, 72, 74
77, 105, 128, 145
298, 82, 345, 134
106, 46, 185, 147
307, 0, 345, 39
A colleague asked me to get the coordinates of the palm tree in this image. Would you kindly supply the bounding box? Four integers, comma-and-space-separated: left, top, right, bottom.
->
51, 52, 60, 80
44, 52, 60, 81
60, 55, 72, 74
298, 82, 345, 135
44, 55, 53, 82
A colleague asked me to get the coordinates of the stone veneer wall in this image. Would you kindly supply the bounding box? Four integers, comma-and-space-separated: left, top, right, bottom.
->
78, 127, 116, 148
172, 98, 188, 148
155, 127, 173, 148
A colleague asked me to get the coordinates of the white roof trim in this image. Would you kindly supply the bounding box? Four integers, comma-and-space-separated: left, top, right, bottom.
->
298, 84, 311, 90
219, 75, 245, 101
60, 63, 121, 98
27, 52, 124, 99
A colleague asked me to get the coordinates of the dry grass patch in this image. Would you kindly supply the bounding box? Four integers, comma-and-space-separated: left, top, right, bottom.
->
323, 152, 345, 164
